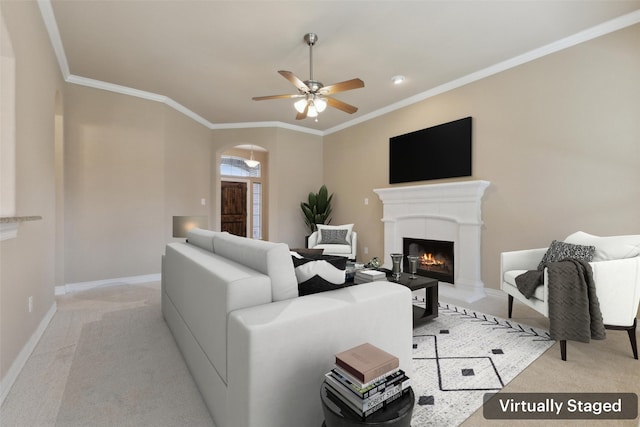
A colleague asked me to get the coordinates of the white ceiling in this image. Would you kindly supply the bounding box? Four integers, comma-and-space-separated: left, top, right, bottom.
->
44, 1, 640, 134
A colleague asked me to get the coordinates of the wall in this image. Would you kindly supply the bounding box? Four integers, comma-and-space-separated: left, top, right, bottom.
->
0, 1, 64, 386
64, 85, 167, 284
323, 23, 640, 293
163, 106, 212, 242
211, 127, 323, 247
64, 95, 323, 285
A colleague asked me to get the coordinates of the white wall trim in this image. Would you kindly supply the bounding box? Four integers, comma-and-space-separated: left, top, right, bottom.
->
55, 273, 161, 296
483, 287, 507, 301
0, 301, 57, 406
210, 120, 324, 136
37, 0, 70, 79
323, 10, 640, 135
37, 1, 640, 137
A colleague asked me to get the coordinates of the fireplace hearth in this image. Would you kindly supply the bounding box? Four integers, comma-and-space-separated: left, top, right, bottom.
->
403, 238, 454, 284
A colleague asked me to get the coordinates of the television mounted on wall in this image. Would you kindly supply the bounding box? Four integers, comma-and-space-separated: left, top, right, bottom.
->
389, 116, 472, 184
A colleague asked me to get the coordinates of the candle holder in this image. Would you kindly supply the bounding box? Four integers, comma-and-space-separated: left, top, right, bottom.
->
407, 255, 419, 279
390, 253, 403, 281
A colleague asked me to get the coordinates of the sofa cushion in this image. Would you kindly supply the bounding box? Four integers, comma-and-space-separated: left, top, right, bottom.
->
504, 270, 545, 301
213, 233, 299, 301
186, 227, 217, 252
503, 270, 544, 301
537, 240, 595, 270
291, 252, 348, 296
312, 243, 353, 255
564, 231, 640, 262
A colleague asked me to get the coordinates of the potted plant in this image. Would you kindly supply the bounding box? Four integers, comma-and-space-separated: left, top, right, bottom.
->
300, 185, 333, 236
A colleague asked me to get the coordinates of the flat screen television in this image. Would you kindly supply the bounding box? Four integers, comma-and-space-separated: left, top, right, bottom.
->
389, 117, 472, 184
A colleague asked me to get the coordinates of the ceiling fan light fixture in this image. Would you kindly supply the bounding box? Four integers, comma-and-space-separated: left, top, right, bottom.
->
314, 97, 327, 113
294, 99, 308, 113
307, 104, 319, 118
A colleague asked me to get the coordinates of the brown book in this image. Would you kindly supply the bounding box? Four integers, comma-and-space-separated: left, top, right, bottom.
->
335, 343, 399, 384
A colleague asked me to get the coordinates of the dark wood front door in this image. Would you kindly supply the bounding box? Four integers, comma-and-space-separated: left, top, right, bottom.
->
221, 181, 247, 237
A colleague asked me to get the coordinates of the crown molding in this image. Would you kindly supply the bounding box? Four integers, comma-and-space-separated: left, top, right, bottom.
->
65, 75, 323, 135
38, 0, 640, 137
66, 74, 211, 129
37, 0, 70, 79
210, 121, 324, 136
324, 9, 640, 136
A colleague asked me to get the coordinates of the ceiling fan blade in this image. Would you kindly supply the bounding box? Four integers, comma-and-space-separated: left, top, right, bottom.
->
279, 70, 310, 93
319, 78, 364, 95
296, 102, 309, 120
252, 94, 304, 101
326, 97, 358, 114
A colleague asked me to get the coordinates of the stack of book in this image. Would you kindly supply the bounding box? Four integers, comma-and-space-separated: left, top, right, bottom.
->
353, 269, 386, 284
324, 343, 411, 419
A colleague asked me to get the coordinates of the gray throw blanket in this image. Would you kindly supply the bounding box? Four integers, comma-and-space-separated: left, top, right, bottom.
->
515, 260, 606, 343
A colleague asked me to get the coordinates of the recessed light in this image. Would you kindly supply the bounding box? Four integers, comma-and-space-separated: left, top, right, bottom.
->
391, 75, 405, 85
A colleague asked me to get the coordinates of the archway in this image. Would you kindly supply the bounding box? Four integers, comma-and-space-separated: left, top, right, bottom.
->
218, 145, 268, 240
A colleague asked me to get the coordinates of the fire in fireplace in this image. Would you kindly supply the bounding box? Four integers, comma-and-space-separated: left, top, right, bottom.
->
403, 238, 454, 283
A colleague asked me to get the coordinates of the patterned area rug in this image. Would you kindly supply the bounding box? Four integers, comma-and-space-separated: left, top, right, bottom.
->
411, 302, 554, 426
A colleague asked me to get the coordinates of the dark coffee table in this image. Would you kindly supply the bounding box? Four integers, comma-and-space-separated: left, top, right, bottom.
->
388, 272, 439, 325
320, 381, 414, 427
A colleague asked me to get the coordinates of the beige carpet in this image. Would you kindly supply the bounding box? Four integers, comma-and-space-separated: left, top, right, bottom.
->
1, 282, 638, 426
55, 305, 213, 426
0, 282, 213, 427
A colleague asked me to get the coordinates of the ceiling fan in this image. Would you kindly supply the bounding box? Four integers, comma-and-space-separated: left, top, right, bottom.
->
252, 33, 364, 121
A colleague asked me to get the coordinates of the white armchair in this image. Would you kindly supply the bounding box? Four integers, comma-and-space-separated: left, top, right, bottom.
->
308, 224, 357, 260
501, 232, 640, 361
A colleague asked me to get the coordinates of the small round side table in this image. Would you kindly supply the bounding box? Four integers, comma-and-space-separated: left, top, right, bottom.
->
320, 380, 414, 427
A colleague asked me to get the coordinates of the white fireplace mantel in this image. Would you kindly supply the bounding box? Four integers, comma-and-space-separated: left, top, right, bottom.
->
374, 180, 490, 303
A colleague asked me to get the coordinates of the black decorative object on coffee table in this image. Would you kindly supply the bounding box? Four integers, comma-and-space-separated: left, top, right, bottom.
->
388, 272, 439, 325
320, 381, 414, 427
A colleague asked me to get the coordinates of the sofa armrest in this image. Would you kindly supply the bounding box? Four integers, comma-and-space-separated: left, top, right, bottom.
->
307, 231, 319, 248
501, 247, 547, 275
226, 281, 412, 427
590, 256, 640, 326
350, 231, 358, 259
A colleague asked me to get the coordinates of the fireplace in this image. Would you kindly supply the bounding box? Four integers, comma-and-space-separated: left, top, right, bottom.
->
403, 238, 454, 284
374, 180, 490, 302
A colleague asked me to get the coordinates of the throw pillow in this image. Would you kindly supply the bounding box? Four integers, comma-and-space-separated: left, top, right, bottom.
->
316, 224, 354, 244
320, 228, 349, 245
537, 240, 596, 270
291, 253, 348, 296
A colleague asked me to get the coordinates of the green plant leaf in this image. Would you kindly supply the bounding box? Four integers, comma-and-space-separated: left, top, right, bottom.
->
300, 185, 333, 234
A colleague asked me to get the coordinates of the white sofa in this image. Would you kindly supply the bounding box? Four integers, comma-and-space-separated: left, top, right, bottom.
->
501, 231, 640, 360
161, 228, 412, 427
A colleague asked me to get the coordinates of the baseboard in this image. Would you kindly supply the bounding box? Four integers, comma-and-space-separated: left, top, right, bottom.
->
0, 301, 57, 406
482, 287, 507, 301
55, 273, 161, 295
